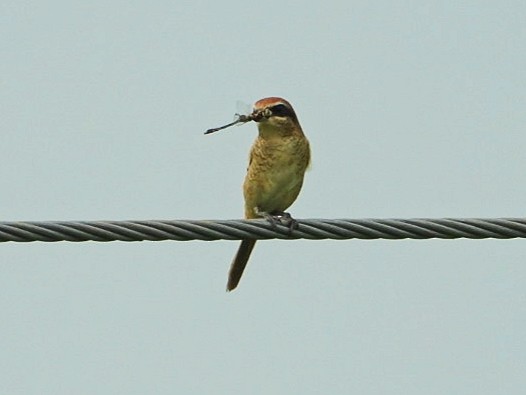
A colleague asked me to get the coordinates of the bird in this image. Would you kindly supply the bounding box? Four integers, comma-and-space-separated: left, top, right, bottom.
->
225, 97, 311, 291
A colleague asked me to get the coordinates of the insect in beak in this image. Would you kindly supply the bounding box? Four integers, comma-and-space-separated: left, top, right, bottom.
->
204, 113, 254, 135
204, 107, 274, 135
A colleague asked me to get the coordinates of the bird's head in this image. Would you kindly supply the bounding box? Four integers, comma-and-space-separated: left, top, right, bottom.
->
250, 97, 301, 135
204, 97, 303, 136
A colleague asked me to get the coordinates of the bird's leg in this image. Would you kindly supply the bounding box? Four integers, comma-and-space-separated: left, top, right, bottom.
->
271, 211, 299, 233
254, 208, 298, 233
254, 207, 279, 228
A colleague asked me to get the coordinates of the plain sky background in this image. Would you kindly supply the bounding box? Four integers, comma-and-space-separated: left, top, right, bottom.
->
1, 1, 525, 394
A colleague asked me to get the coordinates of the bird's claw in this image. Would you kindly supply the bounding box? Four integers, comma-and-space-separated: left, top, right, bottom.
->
262, 211, 298, 234
261, 212, 279, 229
277, 212, 298, 233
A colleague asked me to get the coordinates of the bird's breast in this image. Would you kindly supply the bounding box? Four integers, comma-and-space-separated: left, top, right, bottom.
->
243, 135, 310, 218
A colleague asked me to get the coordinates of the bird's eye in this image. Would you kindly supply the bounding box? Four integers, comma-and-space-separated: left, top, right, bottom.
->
270, 104, 292, 117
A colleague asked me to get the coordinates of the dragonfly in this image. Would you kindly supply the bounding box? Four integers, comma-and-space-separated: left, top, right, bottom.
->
205, 101, 256, 135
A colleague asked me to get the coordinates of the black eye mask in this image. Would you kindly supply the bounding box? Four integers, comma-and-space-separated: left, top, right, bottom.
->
270, 104, 293, 117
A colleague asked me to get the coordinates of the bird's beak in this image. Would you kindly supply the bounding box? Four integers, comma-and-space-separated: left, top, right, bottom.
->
251, 108, 272, 123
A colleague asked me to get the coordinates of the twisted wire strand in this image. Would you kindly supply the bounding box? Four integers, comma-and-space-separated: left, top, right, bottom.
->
1, 218, 526, 243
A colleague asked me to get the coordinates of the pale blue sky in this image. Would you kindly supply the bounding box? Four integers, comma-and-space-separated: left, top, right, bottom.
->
1, 1, 525, 394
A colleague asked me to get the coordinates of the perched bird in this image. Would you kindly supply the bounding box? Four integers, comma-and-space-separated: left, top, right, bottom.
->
207, 97, 311, 291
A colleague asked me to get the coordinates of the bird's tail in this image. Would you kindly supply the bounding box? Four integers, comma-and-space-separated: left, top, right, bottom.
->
226, 239, 257, 291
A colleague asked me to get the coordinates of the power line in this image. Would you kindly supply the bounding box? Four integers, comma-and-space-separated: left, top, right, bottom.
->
1, 218, 525, 243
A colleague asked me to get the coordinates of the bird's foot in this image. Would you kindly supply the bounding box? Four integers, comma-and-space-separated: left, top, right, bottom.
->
272, 211, 298, 234
256, 210, 298, 234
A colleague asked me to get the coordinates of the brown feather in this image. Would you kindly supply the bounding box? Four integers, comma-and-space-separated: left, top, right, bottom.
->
227, 240, 257, 291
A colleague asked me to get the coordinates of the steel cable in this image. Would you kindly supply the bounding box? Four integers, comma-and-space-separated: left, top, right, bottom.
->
1, 218, 526, 242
